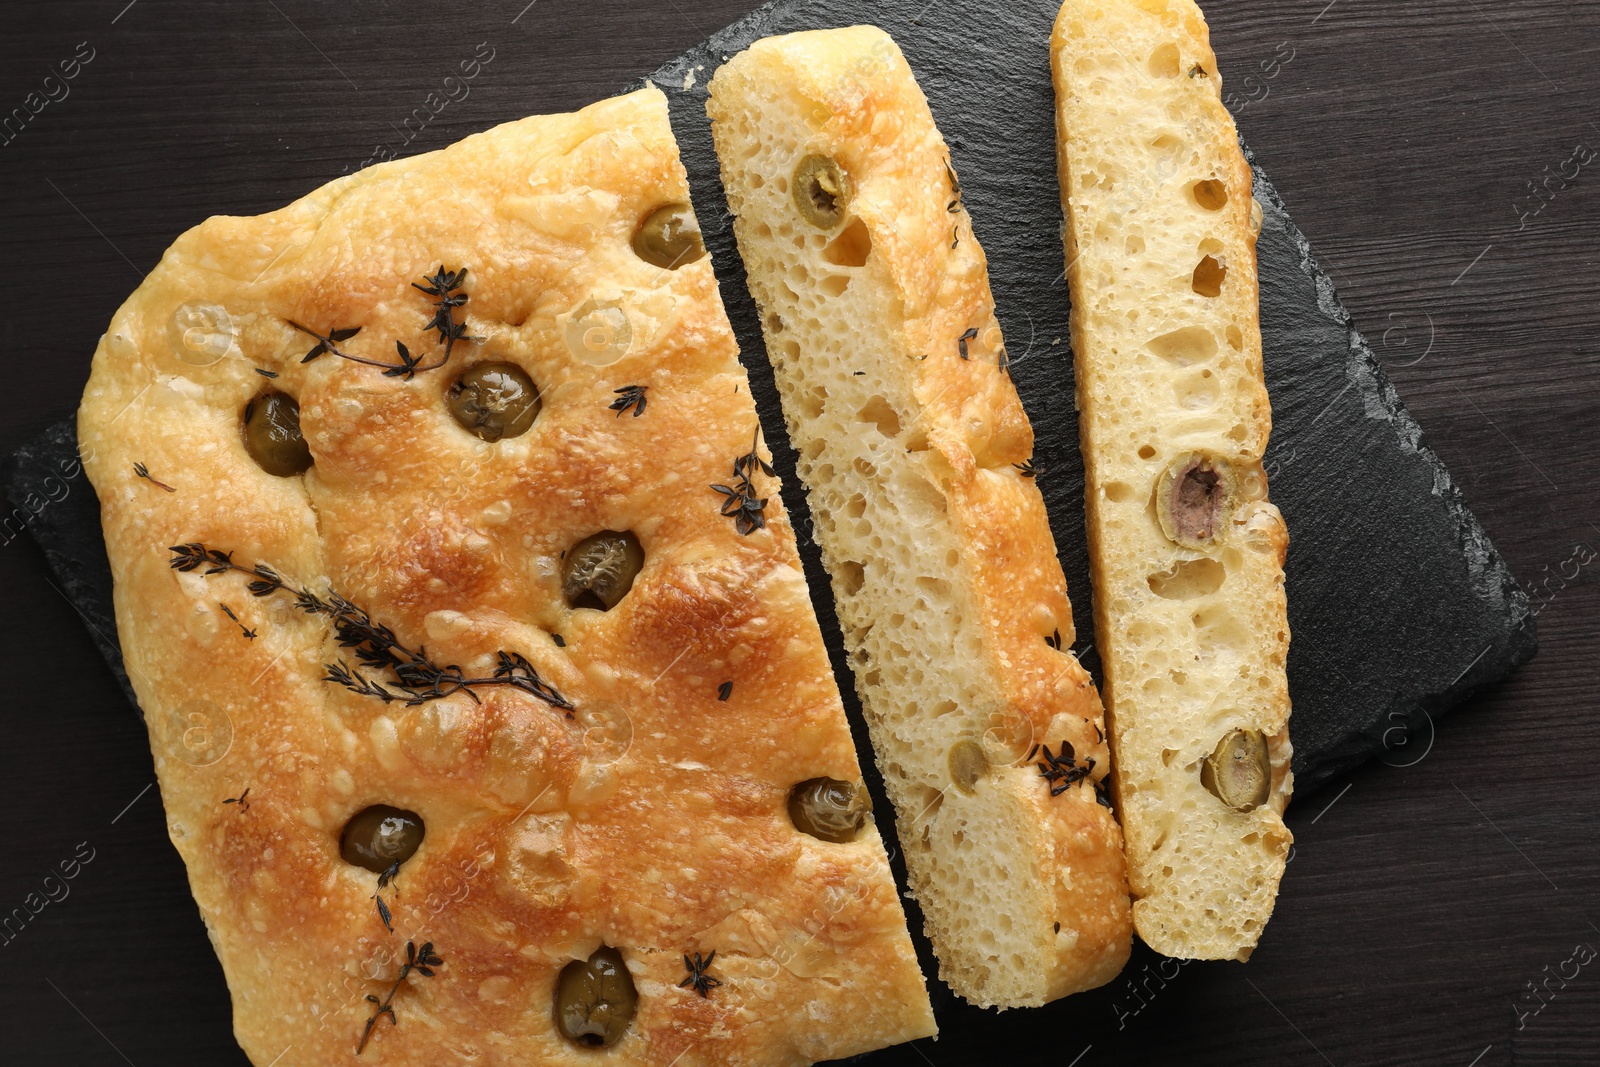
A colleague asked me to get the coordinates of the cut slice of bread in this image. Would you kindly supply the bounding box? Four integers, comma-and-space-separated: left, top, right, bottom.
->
708, 25, 1132, 1008
1051, 0, 1294, 961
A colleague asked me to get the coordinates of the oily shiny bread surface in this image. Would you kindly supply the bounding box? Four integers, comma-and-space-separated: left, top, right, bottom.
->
77, 86, 932, 1066
708, 26, 1132, 1008
1052, 0, 1293, 960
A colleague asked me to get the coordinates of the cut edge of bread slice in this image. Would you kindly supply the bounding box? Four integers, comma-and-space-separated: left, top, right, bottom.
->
1051, 0, 1294, 961
708, 25, 1133, 1007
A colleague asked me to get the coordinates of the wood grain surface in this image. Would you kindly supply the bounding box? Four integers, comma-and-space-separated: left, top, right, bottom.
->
0, 1, 1595, 1064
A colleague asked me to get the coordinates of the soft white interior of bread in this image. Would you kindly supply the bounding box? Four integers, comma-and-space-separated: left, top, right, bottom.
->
1053, 0, 1294, 961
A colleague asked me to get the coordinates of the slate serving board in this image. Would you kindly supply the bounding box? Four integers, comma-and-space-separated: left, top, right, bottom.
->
5, 0, 1533, 797
5, 0, 1531, 880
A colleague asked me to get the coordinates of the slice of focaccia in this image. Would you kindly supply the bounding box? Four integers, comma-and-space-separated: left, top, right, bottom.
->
77, 85, 934, 1065
707, 27, 1132, 1008
1051, 0, 1294, 960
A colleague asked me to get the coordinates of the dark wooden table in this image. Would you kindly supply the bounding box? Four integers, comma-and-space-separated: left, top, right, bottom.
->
2, 1, 1595, 1064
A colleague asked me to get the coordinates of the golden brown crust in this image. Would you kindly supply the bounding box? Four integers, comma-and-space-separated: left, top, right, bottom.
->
78, 87, 932, 1065
708, 26, 1131, 1007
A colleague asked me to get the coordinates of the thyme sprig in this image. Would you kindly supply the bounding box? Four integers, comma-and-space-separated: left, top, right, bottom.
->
957, 327, 978, 360
609, 384, 648, 418
222, 787, 251, 812
168, 544, 573, 714
132, 462, 175, 493
412, 266, 474, 365
289, 320, 439, 379
945, 158, 962, 214
373, 860, 401, 933
357, 940, 443, 1054
219, 603, 257, 640
711, 428, 775, 536
947, 159, 963, 248
288, 321, 363, 364
679, 950, 721, 998
1028, 742, 1097, 798
1014, 459, 1036, 478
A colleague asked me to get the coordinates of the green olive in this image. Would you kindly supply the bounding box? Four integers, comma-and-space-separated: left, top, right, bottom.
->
948, 740, 988, 796
563, 531, 645, 611
554, 946, 637, 1048
339, 805, 425, 874
632, 202, 706, 269
1155, 452, 1238, 549
792, 154, 851, 230
447, 363, 540, 442
243, 391, 312, 476
1200, 729, 1271, 812
788, 777, 871, 843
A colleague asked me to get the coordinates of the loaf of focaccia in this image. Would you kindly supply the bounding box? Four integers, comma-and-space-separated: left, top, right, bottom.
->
1051, 0, 1294, 960
708, 26, 1133, 1008
77, 85, 935, 1065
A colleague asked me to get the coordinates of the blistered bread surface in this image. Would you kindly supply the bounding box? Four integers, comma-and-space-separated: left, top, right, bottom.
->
77, 86, 933, 1066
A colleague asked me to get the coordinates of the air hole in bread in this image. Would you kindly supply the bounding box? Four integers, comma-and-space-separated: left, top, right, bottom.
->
1104, 481, 1136, 503
1225, 324, 1243, 350
1146, 325, 1218, 365
822, 217, 873, 267
1148, 42, 1181, 78
1175, 371, 1217, 411
796, 385, 827, 420
1190, 179, 1228, 211
1192, 255, 1227, 297
858, 395, 902, 438
820, 274, 851, 297
1137, 444, 1157, 460
845, 493, 867, 519
1192, 604, 1247, 653
1148, 558, 1227, 600
1126, 234, 1147, 255
838, 560, 865, 596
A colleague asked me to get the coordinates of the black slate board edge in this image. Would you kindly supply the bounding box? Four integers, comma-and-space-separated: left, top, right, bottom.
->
3, 418, 133, 705
1243, 144, 1537, 790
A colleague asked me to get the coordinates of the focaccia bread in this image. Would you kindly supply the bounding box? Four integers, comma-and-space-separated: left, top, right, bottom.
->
77, 86, 934, 1065
1051, 0, 1294, 960
707, 27, 1132, 1008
